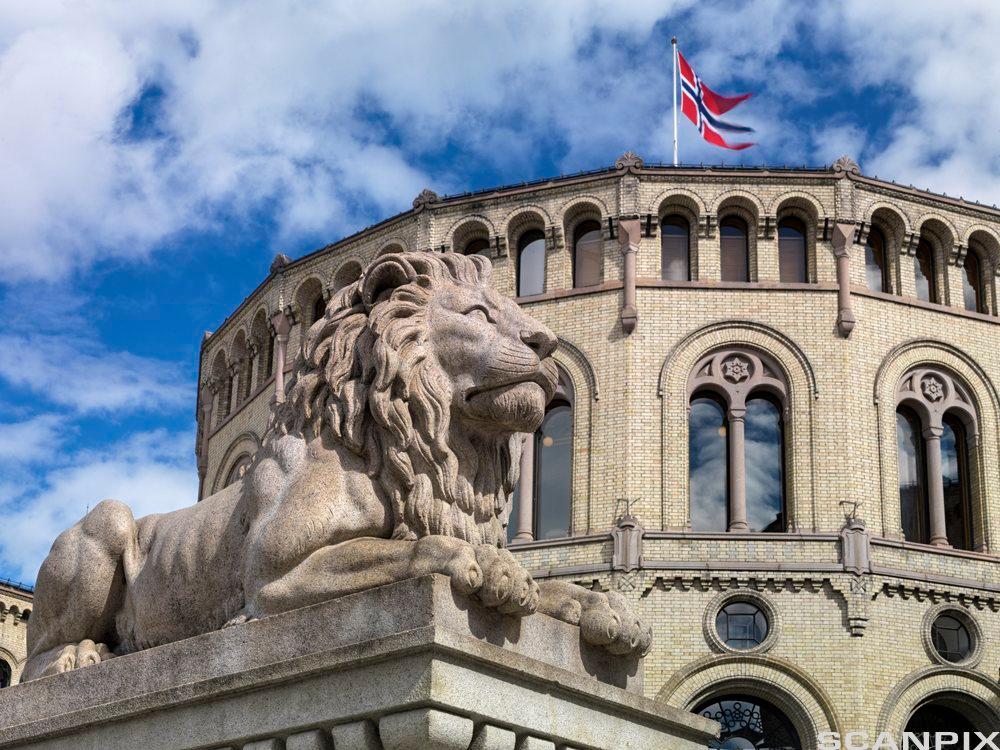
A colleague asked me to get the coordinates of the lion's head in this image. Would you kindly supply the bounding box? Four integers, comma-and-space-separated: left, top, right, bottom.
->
269, 251, 558, 547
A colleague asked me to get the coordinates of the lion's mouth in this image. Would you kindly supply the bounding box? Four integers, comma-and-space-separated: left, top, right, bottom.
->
464, 371, 553, 402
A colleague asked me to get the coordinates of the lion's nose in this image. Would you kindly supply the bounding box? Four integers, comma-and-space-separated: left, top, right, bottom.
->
520, 325, 557, 360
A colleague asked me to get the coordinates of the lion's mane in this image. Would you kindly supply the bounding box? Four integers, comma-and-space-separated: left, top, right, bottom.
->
267, 252, 525, 547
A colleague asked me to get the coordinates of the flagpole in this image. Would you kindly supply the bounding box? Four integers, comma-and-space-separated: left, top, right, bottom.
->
671, 36, 679, 166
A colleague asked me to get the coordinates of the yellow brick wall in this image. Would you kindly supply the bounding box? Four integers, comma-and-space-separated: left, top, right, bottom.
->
0, 585, 32, 687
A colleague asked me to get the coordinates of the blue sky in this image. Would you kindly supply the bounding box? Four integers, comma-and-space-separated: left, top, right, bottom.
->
1, 0, 998, 584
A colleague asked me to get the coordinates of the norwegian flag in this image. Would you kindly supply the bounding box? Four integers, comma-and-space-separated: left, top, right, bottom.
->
678, 50, 754, 151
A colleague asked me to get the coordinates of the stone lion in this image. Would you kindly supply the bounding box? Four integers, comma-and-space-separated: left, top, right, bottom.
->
24, 251, 651, 681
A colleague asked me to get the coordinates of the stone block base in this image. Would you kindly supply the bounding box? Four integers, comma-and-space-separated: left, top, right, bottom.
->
0, 575, 716, 749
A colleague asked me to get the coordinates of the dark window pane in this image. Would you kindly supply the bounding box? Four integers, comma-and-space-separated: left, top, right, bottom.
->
720, 217, 749, 282
897, 408, 928, 543
866, 230, 888, 292
931, 615, 972, 662
661, 216, 690, 281
518, 231, 546, 297
914, 238, 936, 303
963, 251, 983, 312
534, 403, 572, 540
778, 218, 807, 283
689, 395, 728, 532
464, 237, 491, 257
573, 221, 602, 287
312, 295, 325, 325
0, 660, 9, 689
225, 455, 253, 488
716, 602, 769, 649
941, 415, 972, 550
745, 397, 785, 532
906, 701, 977, 733
694, 695, 801, 750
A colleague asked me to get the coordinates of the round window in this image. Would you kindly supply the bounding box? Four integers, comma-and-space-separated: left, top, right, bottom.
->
931, 614, 973, 663
716, 601, 769, 650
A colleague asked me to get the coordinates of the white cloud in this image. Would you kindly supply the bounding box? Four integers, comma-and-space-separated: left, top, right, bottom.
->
0, 332, 189, 413
0, 428, 196, 582
0, 415, 64, 465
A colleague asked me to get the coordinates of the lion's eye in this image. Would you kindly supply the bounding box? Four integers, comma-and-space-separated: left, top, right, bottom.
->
464, 306, 492, 324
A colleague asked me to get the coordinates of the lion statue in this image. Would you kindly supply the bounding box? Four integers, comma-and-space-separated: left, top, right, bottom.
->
24, 251, 651, 681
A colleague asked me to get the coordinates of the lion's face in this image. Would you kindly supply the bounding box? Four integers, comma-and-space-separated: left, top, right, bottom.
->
425, 281, 558, 434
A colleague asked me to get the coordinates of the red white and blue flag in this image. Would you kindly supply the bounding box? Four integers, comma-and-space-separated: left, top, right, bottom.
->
678, 50, 754, 151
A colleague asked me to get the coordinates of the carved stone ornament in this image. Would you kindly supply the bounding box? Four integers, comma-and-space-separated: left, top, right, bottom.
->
897, 367, 976, 436
411, 188, 439, 210
831, 155, 861, 175
269, 252, 291, 275
921, 376, 944, 402
615, 150, 644, 173
721, 356, 751, 383
23, 251, 652, 683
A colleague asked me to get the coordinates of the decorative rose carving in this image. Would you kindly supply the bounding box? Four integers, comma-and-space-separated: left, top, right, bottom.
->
722, 357, 751, 383
832, 155, 861, 175
922, 376, 945, 402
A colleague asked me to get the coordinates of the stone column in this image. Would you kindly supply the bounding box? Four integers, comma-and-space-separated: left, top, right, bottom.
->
271, 311, 292, 403
727, 407, 749, 532
618, 216, 640, 334
513, 434, 535, 543
197, 382, 215, 500
832, 222, 857, 337
923, 425, 949, 546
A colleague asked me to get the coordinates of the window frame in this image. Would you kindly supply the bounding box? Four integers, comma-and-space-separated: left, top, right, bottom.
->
516, 228, 547, 297
719, 215, 750, 282
660, 214, 692, 281
571, 219, 603, 288
777, 216, 808, 284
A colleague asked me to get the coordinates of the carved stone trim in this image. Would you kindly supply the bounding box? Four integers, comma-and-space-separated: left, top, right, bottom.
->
831, 155, 861, 176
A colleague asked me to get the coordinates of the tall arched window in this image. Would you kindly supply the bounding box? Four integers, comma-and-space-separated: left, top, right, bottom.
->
573, 220, 602, 288
962, 249, 985, 313
865, 228, 890, 293
311, 294, 326, 326
777, 217, 807, 283
689, 394, 728, 532
745, 395, 785, 532
896, 406, 928, 544
688, 350, 788, 533
914, 238, 937, 303
661, 215, 691, 281
694, 695, 801, 750
720, 216, 749, 282
896, 368, 977, 550
463, 237, 491, 257
0, 659, 10, 689
941, 414, 972, 549
517, 229, 546, 297
509, 369, 574, 543
224, 454, 253, 488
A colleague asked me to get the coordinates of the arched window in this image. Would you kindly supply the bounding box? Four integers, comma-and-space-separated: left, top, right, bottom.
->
311, 294, 326, 326
694, 695, 801, 750
865, 228, 890, 293
914, 238, 937, 303
688, 350, 787, 533
517, 229, 546, 297
224, 454, 253, 488
745, 395, 785, 532
941, 413, 972, 549
896, 406, 928, 544
905, 694, 994, 733
463, 237, 491, 257
962, 249, 985, 313
720, 216, 749, 282
777, 217, 807, 283
896, 368, 977, 550
573, 220, 602, 288
0, 659, 10, 689
689, 393, 728, 532
509, 369, 573, 543
661, 215, 691, 281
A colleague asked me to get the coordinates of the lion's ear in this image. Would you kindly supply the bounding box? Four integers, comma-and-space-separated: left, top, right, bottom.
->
361, 254, 417, 309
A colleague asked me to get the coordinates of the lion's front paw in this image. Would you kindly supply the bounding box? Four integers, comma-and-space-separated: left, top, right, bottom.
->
472, 545, 539, 616
53, 640, 113, 673
538, 581, 652, 657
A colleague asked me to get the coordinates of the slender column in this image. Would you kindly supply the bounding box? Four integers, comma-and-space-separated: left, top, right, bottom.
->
271, 311, 292, 403
617, 216, 640, 334
923, 425, 949, 546
832, 222, 857, 337
196, 382, 215, 500
727, 407, 749, 532
513, 434, 535, 543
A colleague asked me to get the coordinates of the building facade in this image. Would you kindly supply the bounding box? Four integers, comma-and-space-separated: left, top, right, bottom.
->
195, 154, 1000, 744
0, 583, 32, 688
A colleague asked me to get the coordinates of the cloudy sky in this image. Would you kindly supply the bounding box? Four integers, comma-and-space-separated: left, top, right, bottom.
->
1, 0, 998, 583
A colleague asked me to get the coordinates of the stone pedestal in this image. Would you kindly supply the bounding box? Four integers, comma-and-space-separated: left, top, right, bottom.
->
0, 575, 716, 750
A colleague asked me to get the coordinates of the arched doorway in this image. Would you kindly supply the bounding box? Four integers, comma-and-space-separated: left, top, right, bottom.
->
905, 693, 993, 733
693, 694, 801, 749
